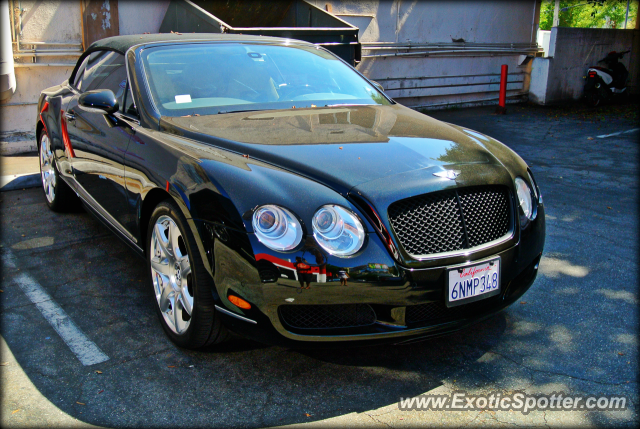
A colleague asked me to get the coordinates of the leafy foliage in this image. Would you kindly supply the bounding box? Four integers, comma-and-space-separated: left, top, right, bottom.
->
540, 0, 638, 29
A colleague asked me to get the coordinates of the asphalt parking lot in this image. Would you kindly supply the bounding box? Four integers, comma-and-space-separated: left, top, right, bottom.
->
1, 102, 638, 428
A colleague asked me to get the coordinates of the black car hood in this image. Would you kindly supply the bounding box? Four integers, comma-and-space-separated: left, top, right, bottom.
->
162, 104, 505, 195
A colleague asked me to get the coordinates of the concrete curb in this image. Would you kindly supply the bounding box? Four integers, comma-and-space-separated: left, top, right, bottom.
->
0, 173, 40, 192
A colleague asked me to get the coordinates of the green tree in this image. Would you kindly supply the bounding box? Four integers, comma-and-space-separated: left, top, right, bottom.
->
540, 0, 638, 29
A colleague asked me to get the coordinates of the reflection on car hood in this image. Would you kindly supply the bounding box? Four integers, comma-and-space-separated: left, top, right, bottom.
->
163, 104, 503, 193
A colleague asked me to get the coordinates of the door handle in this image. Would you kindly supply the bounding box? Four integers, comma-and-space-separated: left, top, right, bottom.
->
64, 112, 75, 121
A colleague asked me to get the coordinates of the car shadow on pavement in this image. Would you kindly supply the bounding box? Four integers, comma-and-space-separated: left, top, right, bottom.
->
1, 189, 509, 427
177, 313, 509, 425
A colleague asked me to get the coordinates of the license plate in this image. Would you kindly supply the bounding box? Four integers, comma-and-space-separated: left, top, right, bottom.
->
446, 258, 500, 307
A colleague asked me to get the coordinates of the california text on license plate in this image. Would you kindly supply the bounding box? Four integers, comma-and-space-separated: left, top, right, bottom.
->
446, 258, 501, 307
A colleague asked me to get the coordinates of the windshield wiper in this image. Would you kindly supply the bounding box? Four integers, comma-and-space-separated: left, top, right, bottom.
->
217, 109, 260, 115
324, 103, 367, 107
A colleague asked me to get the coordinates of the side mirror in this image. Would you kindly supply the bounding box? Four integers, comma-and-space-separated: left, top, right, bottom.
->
370, 80, 385, 93
79, 89, 119, 114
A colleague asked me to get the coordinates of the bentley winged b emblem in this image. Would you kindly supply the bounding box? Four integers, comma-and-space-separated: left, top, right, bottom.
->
433, 170, 461, 180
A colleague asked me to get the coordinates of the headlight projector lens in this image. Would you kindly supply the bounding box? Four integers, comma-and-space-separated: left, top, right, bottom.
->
312, 205, 365, 256
252, 205, 302, 251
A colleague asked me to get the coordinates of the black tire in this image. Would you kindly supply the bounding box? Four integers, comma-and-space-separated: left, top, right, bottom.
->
584, 91, 601, 108
38, 130, 79, 212
146, 200, 229, 349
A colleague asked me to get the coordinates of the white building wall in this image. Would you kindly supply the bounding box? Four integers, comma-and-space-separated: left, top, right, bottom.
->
1, 0, 81, 151
537, 29, 551, 56
0, 0, 170, 149
320, 0, 540, 109
324, 1, 538, 44
118, 1, 169, 35
2, 0, 541, 148
19, 0, 82, 43
528, 56, 549, 104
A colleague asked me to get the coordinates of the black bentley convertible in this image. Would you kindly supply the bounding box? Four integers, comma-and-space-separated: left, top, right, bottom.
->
37, 34, 545, 349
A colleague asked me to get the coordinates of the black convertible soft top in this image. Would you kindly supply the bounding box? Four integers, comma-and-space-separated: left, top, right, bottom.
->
88, 33, 303, 54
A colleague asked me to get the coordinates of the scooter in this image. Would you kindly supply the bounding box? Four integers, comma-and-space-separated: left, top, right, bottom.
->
583, 50, 630, 107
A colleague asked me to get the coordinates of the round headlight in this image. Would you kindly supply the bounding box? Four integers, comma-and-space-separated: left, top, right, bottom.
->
312, 205, 365, 256
515, 177, 533, 220
252, 205, 302, 251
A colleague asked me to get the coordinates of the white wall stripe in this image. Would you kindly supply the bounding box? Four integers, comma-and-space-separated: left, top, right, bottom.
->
3, 251, 109, 366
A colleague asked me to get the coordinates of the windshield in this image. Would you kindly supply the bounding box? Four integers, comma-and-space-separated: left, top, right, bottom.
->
141, 43, 390, 116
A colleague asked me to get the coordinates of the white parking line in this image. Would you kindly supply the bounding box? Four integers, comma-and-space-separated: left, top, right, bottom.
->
596, 128, 639, 139
3, 251, 109, 366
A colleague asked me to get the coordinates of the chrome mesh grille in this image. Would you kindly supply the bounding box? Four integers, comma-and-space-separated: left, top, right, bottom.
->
279, 304, 376, 329
387, 186, 511, 257
458, 187, 511, 247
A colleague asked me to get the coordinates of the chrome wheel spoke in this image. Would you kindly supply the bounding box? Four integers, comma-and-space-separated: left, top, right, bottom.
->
173, 299, 182, 332
180, 258, 191, 277
164, 221, 175, 256
151, 257, 171, 277
179, 290, 193, 316
154, 223, 171, 258
44, 172, 54, 188
152, 272, 164, 297
159, 284, 173, 312
169, 223, 183, 259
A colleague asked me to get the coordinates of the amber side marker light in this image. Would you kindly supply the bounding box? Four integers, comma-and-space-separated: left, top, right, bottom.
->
228, 295, 251, 310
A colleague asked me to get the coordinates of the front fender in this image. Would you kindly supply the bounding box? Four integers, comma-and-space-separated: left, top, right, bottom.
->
125, 129, 400, 301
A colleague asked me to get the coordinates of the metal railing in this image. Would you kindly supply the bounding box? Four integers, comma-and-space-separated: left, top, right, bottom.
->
360, 41, 540, 59
368, 71, 529, 109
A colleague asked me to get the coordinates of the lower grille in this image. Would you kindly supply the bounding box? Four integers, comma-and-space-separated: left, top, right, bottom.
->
279, 304, 376, 329
405, 301, 451, 323
387, 186, 511, 257
405, 298, 498, 324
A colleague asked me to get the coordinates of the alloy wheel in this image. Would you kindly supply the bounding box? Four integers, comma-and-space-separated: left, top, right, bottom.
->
150, 215, 194, 334
39, 134, 56, 203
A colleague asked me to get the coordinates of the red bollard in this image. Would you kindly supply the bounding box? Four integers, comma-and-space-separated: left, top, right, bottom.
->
496, 64, 508, 114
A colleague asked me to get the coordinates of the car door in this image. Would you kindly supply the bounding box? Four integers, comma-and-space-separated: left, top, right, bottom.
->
44, 53, 95, 181
65, 50, 134, 230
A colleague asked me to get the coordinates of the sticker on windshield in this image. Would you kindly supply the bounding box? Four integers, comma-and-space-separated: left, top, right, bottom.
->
175, 94, 192, 104
248, 52, 264, 62
119, 79, 127, 89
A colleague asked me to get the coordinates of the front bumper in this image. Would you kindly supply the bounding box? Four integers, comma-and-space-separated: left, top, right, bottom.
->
206, 203, 545, 347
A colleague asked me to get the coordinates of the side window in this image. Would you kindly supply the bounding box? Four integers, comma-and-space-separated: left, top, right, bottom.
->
75, 51, 107, 91
72, 56, 89, 88
73, 53, 94, 89
83, 52, 128, 108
